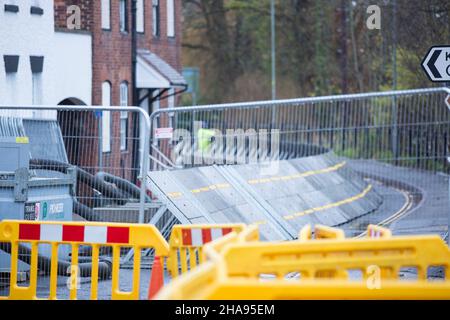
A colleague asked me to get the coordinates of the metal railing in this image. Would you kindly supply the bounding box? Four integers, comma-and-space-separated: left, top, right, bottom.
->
0, 105, 151, 225
150, 87, 450, 168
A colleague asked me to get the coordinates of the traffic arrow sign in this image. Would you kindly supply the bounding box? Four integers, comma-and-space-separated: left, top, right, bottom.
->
422, 46, 450, 82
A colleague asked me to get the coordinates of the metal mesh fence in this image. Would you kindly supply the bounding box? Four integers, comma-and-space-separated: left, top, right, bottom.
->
0, 105, 155, 299
0, 105, 151, 224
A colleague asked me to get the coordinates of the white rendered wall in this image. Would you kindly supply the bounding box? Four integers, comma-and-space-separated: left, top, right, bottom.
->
0, 0, 92, 120
53, 31, 92, 106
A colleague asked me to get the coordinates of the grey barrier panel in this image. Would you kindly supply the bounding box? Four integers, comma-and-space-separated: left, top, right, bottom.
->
148, 165, 289, 241
149, 151, 382, 240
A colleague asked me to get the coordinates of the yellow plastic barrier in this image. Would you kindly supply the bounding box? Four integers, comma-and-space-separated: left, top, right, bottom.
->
299, 224, 345, 240
202, 225, 260, 260
157, 226, 450, 300
298, 225, 346, 278
166, 224, 246, 278
0, 220, 169, 300
298, 224, 312, 240
367, 224, 392, 238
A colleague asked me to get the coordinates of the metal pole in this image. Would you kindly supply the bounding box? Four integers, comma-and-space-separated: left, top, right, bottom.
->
270, 0, 277, 130
447, 92, 450, 246
131, 0, 138, 107
270, 0, 276, 100
392, 0, 398, 162
98, 116, 103, 169
139, 114, 150, 224
131, 0, 141, 185
448, 168, 450, 246
392, 0, 397, 91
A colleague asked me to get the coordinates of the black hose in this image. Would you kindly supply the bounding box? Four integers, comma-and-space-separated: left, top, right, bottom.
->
0, 242, 112, 279
30, 159, 128, 205
73, 200, 103, 222
96, 172, 136, 199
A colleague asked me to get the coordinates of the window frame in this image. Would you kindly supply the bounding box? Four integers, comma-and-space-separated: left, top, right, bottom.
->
166, 0, 175, 38
152, 0, 160, 38
136, 0, 145, 33
119, 0, 128, 33
101, 0, 111, 31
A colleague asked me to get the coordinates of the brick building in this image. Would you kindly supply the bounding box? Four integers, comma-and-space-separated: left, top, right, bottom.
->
53, 0, 186, 181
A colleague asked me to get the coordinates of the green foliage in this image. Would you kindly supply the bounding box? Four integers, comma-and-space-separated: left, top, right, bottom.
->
335, 147, 359, 159
182, 0, 450, 104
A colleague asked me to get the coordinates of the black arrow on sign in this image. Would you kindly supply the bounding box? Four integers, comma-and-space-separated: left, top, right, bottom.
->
427, 49, 442, 78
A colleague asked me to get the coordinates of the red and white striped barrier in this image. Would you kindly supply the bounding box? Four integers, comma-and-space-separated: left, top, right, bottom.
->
181, 227, 233, 246
18, 223, 130, 244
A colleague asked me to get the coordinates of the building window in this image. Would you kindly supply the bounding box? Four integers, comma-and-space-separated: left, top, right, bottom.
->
3, 55, 19, 73
4, 4, 19, 13
152, 0, 160, 37
30, 6, 44, 15
120, 82, 129, 151
102, 82, 112, 153
136, 0, 144, 33
167, 0, 175, 37
101, 0, 111, 30
119, 0, 128, 33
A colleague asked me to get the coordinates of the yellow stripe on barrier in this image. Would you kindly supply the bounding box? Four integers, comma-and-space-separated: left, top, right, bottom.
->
167, 192, 183, 199
248, 161, 347, 185
157, 225, 450, 300
167, 162, 347, 199
255, 183, 374, 226
284, 184, 373, 220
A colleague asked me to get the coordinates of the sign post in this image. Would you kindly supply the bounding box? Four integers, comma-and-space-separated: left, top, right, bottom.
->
447, 157, 450, 246
424, 47, 450, 244
422, 46, 450, 82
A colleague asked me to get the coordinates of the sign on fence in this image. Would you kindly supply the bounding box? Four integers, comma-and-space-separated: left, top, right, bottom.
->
155, 128, 174, 139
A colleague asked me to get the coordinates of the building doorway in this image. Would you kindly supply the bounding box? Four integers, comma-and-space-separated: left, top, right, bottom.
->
57, 98, 92, 169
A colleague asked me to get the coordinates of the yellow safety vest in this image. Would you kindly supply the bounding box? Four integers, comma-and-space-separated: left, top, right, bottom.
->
198, 128, 215, 152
